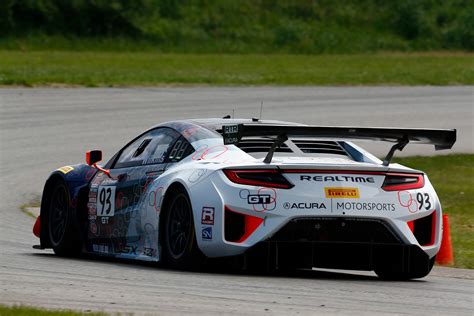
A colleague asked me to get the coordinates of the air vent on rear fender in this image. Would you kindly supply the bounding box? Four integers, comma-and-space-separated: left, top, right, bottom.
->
292, 140, 347, 156
236, 138, 292, 153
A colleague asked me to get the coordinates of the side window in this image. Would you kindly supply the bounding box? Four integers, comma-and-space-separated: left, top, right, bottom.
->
167, 137, 194, 162
114, 128, 180, 168
143, 129, 181, 165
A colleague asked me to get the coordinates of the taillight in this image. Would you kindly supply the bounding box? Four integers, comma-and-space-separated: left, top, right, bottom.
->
382, 173, 424, 191
223, 169, 294, 189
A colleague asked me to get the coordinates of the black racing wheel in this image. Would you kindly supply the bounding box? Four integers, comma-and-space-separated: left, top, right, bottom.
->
47, 180, 80, 256
162, 187, 203, 270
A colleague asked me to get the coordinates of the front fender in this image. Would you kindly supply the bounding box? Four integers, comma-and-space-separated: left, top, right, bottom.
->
39, 164, 98, 248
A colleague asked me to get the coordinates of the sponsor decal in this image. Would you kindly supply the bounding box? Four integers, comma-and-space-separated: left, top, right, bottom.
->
87, 205, 96, 219
325, 187, 359, 199
90, 221, 98, 235
222, 124, 241, 145
201, 207, 215, 225
283, 202, 327, 210
120, 245, 138, 255
202, 227, 212, 240
142, 156, 165, 165
144, 247, 154, 257
300, 175, 375, 183
336, 202, 395, 212
92, 244, 108, 253
57, 166, 74, 174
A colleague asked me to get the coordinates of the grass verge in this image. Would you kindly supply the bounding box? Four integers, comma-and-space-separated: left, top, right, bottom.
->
0, 305, 108, 315
0, 51, 472, 86
394, 154, 474, 269
20, 195, 41, 219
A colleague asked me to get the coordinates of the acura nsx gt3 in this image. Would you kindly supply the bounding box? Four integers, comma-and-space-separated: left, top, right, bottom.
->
33, 118, 456, 279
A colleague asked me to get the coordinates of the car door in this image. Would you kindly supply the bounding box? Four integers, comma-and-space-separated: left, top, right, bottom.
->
87, 127, 181, 257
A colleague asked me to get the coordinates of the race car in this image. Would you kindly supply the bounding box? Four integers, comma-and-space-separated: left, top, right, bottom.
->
33, 118, 456, 279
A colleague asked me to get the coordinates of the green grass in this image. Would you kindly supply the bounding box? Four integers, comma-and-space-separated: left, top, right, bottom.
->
0, 305, 108, 316
20, 195, 41, 219
0, 51, 472, 86
2, 1, 473, 52
394, 154, 474, 269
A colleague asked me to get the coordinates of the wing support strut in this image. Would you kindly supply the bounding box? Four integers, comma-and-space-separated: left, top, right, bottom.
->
264, 134, 288, 164
383, 136, 409, 166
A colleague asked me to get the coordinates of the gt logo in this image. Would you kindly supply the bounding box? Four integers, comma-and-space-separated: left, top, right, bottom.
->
239, 188, 277, 212
201, 207, 215, 225
247, 194, 271, 204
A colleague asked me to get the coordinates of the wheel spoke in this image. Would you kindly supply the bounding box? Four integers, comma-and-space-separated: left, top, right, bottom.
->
166, 194, 193, 258
49, 185, 68, 245
53, 221, 64, 239
170, 228, 181, 239
57, 191, 65, 208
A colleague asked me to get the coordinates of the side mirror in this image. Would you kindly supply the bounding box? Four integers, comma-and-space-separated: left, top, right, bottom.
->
86, 150, 102, 166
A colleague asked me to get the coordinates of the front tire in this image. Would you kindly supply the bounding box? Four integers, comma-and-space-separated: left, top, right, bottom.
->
161, 188, 203, 270
47, 180, 80, 256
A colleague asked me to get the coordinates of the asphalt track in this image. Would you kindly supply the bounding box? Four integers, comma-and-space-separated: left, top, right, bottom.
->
0, 87, 473, 315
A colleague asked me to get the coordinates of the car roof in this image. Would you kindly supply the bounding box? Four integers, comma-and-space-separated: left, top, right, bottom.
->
179, 118, 304, 131
151, 118, 305, 137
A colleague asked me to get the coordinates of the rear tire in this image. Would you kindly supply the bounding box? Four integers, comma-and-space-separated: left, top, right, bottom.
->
161, 187, 203, 270
375, 257, 435, 280
47, 180, 80, 256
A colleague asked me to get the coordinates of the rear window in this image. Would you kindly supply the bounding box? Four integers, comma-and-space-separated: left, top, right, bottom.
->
235, 137, 351, 159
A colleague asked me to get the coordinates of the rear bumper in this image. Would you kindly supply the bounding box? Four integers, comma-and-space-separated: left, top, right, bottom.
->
200, 170, 442, 259
242, 217, 432, 274
245, 241, 430, 274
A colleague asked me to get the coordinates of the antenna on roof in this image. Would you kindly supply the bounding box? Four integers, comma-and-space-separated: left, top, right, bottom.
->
259, 101, 263, 120
232, 109, 235, 119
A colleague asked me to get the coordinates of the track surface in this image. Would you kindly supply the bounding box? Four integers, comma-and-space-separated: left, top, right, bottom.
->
0, 87, 473, 315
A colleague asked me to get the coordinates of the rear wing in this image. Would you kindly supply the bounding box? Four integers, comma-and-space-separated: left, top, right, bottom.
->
221, 124, 456, 165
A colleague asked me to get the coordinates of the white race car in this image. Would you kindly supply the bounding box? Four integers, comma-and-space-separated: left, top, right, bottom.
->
33, 118, 456, 279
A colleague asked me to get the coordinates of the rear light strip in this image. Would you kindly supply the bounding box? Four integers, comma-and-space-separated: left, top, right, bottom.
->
382, 173, 424, 191
223, 168, 424, 191
281, 169, 386, 175
223, 169, 294, 189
